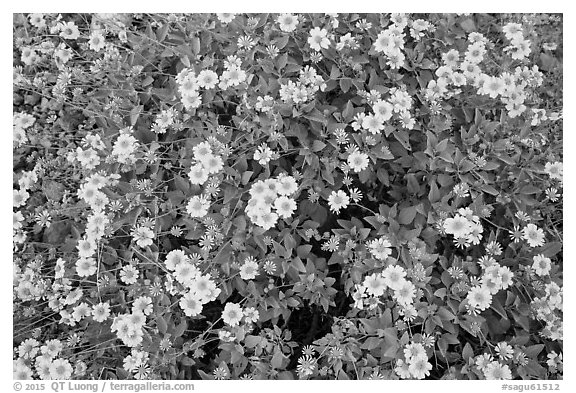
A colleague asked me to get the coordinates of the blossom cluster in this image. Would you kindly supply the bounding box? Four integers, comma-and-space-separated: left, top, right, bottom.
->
245, 174, 299, 229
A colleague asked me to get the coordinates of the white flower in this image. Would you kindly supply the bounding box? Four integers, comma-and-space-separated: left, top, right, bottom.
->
216, 13, 236, 24
467, 286, 492, 311
327, 190, 350, 213
363, 273, 387, 297
132, 226, 154, 248
240, 259, 259, 280
544, 161, 563, 181
197, 70, 219, 89
186, 195, 210, 218
277, 175, 298, 195
88, 31, 106, 51
222, 303, 244, 326
92, 302, 111, 322
372, 100, 394, 121
368, 237, 392, 260
188, 163, 209, 185
382, 265, 407, 291
277, 13, 299, 32
347, 150, 370, 173
522, 223, 545, 247
179, 292, 203, 317
274, 196, 297, 219
443, 215, 472, 238
532, 254, 552, 276
253, 144, 274, 165
308, 27, 330, 51
165, 249, 188, 271
120, 265, 139, 285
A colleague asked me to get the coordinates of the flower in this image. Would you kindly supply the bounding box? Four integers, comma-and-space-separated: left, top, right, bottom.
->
277, 175, 298, 195
197, 70, 219, 89
222, 303, 244, 326
372, 100, 394, 121
544, 161, 563, 180
216, 13, 236, 24
165, 250, 188, 271
296, 355, 317, 377
75, 257, 97, 277
49, 358, 73, 379
382, 265, 407, 291
88, 31, 106, 51
408, 357, 432, 379
467, 286, 492, 311
239, 259, 259, 280
132, 226, 154, 248
277, 13, 299, 32
443, 215, 472, 238
532, 254, 552, 276
120, 265, 139, 285
484, 361, 512, 380
274, 196, 297, 219
186, 195, 210, 218
179, 292, 203, 317
308, 27, 330, 51
92, 302, 111, 323
59, 21, 80, 40
395, 359, 412, 379
522, 223, 545, 247
495, 342, 514, 361
188, 163, 209, 185
133, 296, 153, 316
368, 237, 393, 260
363, 273, 387, 297
347, 150, 370, 173
327, 190, 350, 213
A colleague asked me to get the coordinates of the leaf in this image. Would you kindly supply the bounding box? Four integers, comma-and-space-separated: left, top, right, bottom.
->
271, 350, 286, 369
156, 316, 168, 334
311, 140, 326, 152
480, 184, 499, 196
398, 206, 417, 225
174, 320, 187, 338
130, 105, 143, 126
538, 242, 562, 258
462, 342, 474, 361
339, 78, 353, 93
524, 344, 545, 359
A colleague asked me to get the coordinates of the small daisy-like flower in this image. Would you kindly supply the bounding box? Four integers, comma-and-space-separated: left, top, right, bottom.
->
483, 361, 512, 380
363, 273, 387, 297
179, 291, 203, 317
59, 21, 80, 40
522, 223, 545, 247
509, 225, 523, 243
544, 161, 562, 180
383, 265, 407, 291
92, 302, 111, 322
188, 163, 209, 185
444, 215, 471, 238
197, 70, 219, 89
132, 226, 154, 248
263, 260, 276, 275
495, 342, 514, 361
327, 190, 350, 213
222, 303, 244, 327
408, 357, 432, 379
296, 355, 317, 377
367, 237, 393, 260
186, 195, 211, 218
545, 187, 560, 202
532, 254, 552, 276
467, 286, 492, 311
274, 196, 297, 219
239, 259, 259, 280
347, 150, 370, 173
277, 13, 299, 32
120, 264, 139, 285
216, 13, 236, 24
49, 358, 73, 379
308, 27, 330, 52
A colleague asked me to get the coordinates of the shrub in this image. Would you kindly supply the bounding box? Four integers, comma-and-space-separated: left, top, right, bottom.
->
13, 12, 563, 380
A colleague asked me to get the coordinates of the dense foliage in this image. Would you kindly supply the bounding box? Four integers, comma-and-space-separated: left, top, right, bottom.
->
13, 12, 563, 381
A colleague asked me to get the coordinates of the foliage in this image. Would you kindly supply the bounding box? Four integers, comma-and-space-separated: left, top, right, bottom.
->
13, 12, 563, 381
